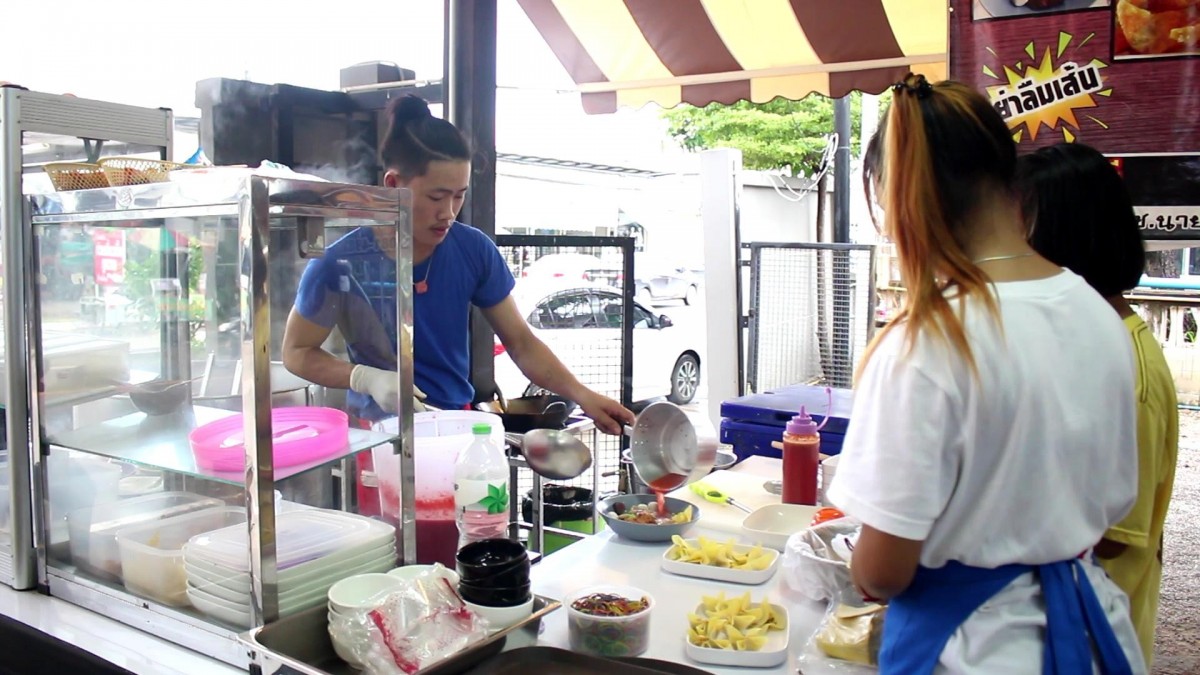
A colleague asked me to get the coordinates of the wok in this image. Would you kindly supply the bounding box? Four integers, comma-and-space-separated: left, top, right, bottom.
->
476, 394, 576, 433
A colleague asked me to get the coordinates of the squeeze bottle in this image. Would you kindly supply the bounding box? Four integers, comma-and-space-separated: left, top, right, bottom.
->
782, 408, 820, 505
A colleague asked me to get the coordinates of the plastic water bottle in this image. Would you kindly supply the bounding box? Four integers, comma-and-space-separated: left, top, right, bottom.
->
454, 423, 510, 549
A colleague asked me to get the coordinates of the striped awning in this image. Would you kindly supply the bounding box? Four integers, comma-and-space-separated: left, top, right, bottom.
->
517, 0, 949, 114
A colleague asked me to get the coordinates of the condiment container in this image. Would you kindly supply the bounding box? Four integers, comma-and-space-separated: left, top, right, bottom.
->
566, 584, 654, 657
117, 506, 244, 606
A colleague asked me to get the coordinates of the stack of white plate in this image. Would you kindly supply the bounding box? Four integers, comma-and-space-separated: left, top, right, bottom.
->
182, 509, 395, 628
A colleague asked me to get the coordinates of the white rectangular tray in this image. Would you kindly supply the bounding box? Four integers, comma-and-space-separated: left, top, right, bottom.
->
660, 539, 780, 585
684, 600, 789, 668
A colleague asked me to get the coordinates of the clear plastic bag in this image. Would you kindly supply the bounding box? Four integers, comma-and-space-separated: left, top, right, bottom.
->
328, 569, 489, 675
798, 593, 884, 674
782, 518, 861, 603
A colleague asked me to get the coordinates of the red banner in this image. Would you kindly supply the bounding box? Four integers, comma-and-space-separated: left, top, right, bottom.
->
92, 229, 126, 286
951, 0, 1199, 239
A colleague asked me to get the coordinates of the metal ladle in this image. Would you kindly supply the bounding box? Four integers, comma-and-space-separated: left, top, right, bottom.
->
519, 428, 592, 480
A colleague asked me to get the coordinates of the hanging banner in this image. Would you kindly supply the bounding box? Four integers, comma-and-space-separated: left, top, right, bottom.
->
92, 228, 126, 286
951, 0, 1199, 240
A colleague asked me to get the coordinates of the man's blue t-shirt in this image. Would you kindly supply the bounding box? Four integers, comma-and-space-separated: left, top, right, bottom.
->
293, 223, 515, 420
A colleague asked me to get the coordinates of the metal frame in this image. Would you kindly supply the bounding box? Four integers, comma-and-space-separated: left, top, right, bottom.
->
0, 88, 173, 591
22, 176, 413, 663
745, 241, 876, 393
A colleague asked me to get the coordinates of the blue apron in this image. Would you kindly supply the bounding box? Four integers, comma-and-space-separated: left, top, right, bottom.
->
879, 559, 1134, 675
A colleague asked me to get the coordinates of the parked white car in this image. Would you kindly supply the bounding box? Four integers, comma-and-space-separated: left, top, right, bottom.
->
493, 282, 702, 405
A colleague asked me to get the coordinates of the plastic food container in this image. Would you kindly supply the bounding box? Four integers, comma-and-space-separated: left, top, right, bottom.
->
68, 492, 224, 580
183, 509, 393, 574
566, 585, 654, 658
188, 407, 350, 472
117, 507, 244, 607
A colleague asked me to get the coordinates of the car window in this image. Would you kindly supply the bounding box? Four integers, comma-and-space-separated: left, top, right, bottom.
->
631, 304, 654, 329
533, 292, 597, 329
593, 293, 654, 329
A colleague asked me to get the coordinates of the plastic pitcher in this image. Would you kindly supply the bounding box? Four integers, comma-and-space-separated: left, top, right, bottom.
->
372, 411, 505, 567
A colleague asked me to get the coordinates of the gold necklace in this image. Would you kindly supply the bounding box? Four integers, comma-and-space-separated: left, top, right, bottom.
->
973, 252, 1036, 264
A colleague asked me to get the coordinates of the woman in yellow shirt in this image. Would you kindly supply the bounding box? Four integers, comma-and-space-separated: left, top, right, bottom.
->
1019, 142, 1178, 669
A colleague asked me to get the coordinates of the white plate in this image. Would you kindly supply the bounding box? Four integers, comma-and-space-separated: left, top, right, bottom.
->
684, 601, 789, 668
741, 504, 821, 551
184, 540, 395, 594
661, 540, 779, 585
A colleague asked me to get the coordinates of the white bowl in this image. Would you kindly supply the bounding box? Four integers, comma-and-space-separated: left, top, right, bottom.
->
464, 596, 534, 632
328, 627, 363, 669
741, 504, 821, 551
327, 573, 403, 614
386, 563, 460, 587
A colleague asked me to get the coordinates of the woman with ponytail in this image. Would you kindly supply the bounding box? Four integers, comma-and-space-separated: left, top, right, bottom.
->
282, 95, 632, 433
825, 75, 1145, 673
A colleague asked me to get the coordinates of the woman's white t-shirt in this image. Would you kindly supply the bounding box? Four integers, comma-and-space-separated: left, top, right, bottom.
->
827, 270, 1146, 672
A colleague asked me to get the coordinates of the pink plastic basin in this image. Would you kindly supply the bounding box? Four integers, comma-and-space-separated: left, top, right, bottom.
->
188, 407, 350, 472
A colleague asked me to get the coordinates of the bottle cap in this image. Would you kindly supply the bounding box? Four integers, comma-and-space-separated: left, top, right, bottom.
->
786, 407, 819, 435
472, 423, 491, 435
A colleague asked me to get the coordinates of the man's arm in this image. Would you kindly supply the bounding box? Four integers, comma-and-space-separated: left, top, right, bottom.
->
482, 296, 634, 435
281, 308, 353, 388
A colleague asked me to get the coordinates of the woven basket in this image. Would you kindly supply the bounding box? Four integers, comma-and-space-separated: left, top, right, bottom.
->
98, 157, 183, 186
43, 163, 109, 191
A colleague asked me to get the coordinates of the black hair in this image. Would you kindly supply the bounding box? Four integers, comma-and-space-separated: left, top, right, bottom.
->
379, 95, 471, 180
1018, 143, 1145, 297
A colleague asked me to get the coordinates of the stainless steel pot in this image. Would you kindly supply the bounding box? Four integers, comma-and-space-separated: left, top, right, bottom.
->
623, 401, 717, 493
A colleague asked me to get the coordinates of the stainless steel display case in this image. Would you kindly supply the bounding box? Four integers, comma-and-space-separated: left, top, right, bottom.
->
0, 87, 173, 590
23, 175, 414, 668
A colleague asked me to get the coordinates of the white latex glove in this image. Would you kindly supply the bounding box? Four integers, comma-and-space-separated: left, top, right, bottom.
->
413, 383, 428, 412
350, 365, 399, 413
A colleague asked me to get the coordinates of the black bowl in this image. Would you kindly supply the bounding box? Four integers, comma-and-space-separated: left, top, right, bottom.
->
457, 557, 530, 586
456, 538, 528, 570
458, 581, 532, 607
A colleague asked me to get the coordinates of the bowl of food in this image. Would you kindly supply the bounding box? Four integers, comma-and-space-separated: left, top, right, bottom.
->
597, 494, 698, 543
566, 585, 654, 658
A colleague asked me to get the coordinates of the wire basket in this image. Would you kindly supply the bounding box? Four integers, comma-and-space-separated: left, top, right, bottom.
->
98, 157, 184, 186
43, 163, 109, 191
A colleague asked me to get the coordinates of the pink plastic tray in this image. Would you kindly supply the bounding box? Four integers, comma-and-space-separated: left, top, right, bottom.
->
188, 407, 350, 472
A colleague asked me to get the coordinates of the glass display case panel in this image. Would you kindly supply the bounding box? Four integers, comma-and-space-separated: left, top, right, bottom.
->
29, 177, 412, 634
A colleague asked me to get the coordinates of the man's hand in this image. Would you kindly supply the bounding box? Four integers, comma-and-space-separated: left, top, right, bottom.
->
577, 390, 636, 436
349, 365, 399, 413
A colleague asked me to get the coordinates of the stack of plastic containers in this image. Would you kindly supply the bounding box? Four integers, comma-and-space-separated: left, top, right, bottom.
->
182, 509, 396, 628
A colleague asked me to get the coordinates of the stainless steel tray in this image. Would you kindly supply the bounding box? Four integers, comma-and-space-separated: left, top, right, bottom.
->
240, 595, 561, 675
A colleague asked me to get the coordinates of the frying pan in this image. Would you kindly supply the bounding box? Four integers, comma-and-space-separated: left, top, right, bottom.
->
476, 394, 576, 433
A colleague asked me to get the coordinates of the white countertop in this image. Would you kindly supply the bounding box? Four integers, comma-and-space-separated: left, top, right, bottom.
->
0, 582, 240, 675
531, 456, 828, 674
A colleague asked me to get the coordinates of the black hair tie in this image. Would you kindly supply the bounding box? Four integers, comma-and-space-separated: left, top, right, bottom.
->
892, 73, 933, 99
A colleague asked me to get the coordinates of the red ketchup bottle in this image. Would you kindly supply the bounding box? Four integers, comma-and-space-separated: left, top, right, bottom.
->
782, 407, 820, 505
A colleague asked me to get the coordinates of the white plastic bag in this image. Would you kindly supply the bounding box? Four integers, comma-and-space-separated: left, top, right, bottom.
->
328, 570, 489, 675
782, 518, 861, 603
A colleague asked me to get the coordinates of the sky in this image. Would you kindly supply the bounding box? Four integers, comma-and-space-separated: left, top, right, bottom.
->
0, 0, 680, 170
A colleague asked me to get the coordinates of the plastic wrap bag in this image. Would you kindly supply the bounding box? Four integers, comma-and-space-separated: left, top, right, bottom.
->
328, 570, 490, 675
782, 518, 861, 603
798, 596, 884, 674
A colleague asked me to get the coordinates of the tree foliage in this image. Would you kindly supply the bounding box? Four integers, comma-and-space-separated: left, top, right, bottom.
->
662, 93, 870, 177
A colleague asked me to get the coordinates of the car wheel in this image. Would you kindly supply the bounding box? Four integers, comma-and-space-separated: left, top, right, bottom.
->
668, 354, 700, 404
684, 285, 698, 306
636, 287, 654, 306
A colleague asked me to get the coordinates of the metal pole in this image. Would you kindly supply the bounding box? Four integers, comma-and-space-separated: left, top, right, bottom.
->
832, 97, 853, 387
0, 89, 36, 589
446, 0, 500, 403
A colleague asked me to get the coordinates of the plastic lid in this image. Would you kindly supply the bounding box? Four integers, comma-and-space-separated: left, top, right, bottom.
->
472, 423, 492, 435
786, 406, 819, 435
183, 509, 393, 572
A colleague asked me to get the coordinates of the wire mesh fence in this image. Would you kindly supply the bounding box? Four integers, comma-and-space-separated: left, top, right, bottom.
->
494, 236, 634, 509
747, 243, 876, 392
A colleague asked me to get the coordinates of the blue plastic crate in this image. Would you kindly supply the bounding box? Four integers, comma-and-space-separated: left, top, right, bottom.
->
719, 385, 853, 460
